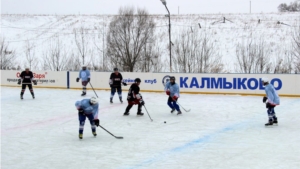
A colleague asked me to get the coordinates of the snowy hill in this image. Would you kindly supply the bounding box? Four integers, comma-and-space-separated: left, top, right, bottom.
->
1, 13, 299, 72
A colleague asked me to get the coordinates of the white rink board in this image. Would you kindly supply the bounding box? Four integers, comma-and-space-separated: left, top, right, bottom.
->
0, 70, 66, 88
1, 70, 300, 96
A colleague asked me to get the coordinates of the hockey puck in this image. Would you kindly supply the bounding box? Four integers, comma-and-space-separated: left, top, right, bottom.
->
164, 121, 166, 123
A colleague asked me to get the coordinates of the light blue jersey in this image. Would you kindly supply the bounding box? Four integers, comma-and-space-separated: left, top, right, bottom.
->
78, 70, 91, 81
264, 83, 280, 105
75, 99, 99, 119
164, 82, 180, 97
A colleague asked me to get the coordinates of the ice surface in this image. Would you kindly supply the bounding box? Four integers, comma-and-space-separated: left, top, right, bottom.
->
1, 86, 300, 169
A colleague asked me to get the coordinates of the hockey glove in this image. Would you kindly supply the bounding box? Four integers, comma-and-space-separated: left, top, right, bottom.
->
33, 80, 37, 85
136, 93, 142, 100
94, 119, 100, 127
17, 79, 21, 85
262, 96, 267, 103
172, 95, 178, 101
266, 103, 276, 108
166, 90, 170, 95
78, 109, 84, 115
76, 78, 79, 82
87, 78, 90, 83
122, 82, 127, 86
139, 99, 145, 106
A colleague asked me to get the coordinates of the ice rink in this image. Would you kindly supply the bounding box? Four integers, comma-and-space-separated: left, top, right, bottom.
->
1, 86, 300, 169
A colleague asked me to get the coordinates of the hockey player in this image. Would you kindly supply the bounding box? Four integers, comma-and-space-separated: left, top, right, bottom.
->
123, 78, 145, 116
165, 76, 182, 115
18, 68, 37, 99
262, 78, 280, 126
109, 68, 127, 103
75, 97, 100, 139
76, 65, 90, 96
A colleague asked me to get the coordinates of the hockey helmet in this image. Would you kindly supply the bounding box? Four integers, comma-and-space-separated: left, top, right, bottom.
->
90, 97, 98, 105
113, 68, 118, 71
135, 78, 141, 83
170, 76, 175, 81
261, 77, 269, 83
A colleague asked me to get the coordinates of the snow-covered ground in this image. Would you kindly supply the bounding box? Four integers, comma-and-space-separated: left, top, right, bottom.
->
1, 13, 300, 71
1, 86, 300, 169
1, 0, 294, 15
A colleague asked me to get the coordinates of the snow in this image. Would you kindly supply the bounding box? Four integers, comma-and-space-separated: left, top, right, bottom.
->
1, 86, 300, 169
1, 13, 300, 72
1, 0, 295, 15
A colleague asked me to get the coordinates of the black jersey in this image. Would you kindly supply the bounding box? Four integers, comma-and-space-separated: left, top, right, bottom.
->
109, 73, 123, 87
20, 71, 34, 84
127, 83, 140, 101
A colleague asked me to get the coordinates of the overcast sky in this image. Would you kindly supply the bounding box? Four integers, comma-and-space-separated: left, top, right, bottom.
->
1, 0, 295, 15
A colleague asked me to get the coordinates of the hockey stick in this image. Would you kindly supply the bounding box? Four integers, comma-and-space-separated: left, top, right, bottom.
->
98, 125, 123, 139
177, 101, 191, 112
143, 105, 153, 122
89, 82, 99, 98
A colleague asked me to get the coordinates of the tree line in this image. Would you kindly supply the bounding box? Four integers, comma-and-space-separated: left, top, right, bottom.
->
278, 0, 300, 12
1, 6, 300, 73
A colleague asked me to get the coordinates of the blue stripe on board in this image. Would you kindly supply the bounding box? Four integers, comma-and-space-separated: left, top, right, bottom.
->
67, 71, 70, 89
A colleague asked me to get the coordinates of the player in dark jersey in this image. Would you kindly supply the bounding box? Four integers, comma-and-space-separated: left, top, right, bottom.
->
17, 68, 37, 99
109, 68, 127, 103
123, 78, 144, 116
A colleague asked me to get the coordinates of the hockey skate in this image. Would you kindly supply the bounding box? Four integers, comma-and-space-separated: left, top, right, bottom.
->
81, 92, 86, 96
137, 112, 144, 116
119, 98, 123, 103
110, 98, 113, 103
177, 111, 182, 115
92, 132, 97, 137
265, 120, 273, 126
32, 95, 35, 99
171, 108, 175, 113
123, 112, 130, 116
79, 134, 83, 139
20, 95, 23, 100
273, 117, 278, 125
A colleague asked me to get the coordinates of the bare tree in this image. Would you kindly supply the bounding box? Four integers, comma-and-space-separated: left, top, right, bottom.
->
43, 35, 69, 71
0, 37, 16, 70
278, 1, 300, 12
64, 52, 81, 71
132, 38, 163, 72
74, 26, 90, 65
292, 22, 300, 73
106, 6, 156, 72
173, 28, 224, 73
278, 3, 289, 12
24, 40, 39, 70
235, 38, 272, 73
143, 43, 163, 72
87, 48, 102, 71
273, 48, 293, 73
252, 40, 272, 73
173, 30, 195, 73
93, 26, 108, 71
150, 49, 164, 72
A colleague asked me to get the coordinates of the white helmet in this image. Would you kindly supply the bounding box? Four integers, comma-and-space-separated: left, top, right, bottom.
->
261, 77, 269, 83
90, 97, 98, 105
82, 65, 87, 67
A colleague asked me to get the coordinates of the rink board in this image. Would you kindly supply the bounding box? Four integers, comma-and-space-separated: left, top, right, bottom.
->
1, 70, 299, 97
